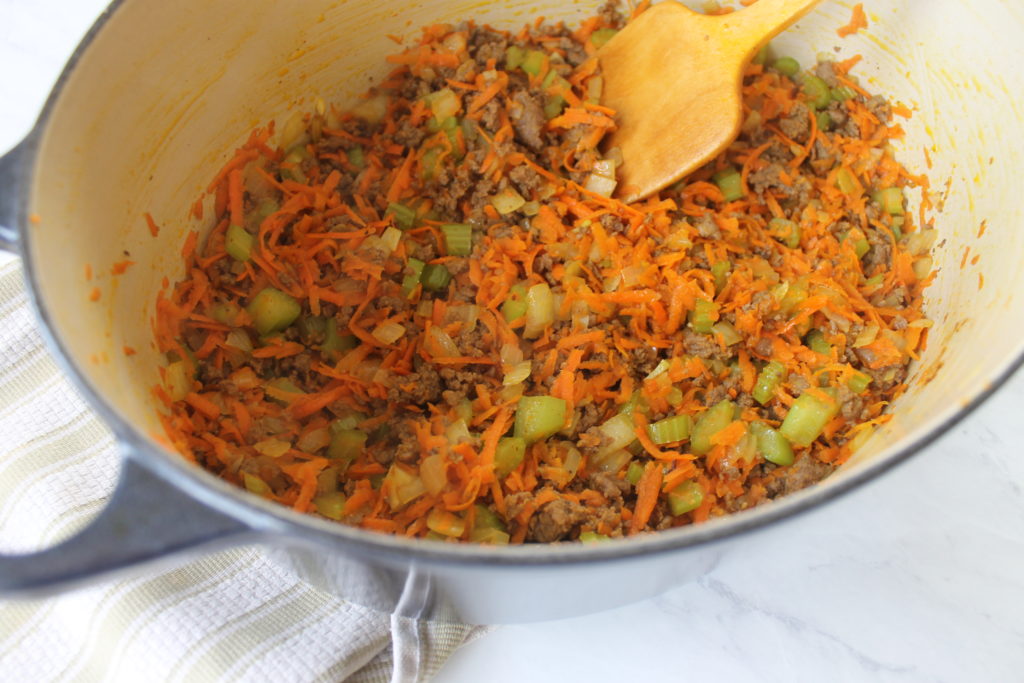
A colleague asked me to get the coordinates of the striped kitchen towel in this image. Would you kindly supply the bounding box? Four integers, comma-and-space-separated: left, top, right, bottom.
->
0, 255, 482, 682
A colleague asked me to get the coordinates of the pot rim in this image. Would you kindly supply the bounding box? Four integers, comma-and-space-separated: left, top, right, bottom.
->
14, 0, 1024, 569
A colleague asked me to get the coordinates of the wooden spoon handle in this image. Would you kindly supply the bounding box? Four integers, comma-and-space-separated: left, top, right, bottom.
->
703, 0, 823, 56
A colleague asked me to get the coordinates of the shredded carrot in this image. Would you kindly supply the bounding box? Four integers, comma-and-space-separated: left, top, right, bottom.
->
837, 3, 868, 38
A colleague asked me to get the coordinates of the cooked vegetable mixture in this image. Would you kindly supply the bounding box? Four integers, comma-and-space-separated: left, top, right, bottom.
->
154, 3, 935, 543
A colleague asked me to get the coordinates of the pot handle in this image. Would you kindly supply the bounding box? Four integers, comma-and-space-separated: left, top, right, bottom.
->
0, 138, 28, 253
0, 453, 256, 597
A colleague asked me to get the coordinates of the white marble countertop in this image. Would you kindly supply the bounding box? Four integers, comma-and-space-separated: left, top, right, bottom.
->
2, 1, 1022, 681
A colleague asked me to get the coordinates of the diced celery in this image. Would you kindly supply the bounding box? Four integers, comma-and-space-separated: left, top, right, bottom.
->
523, 282, 554, 339
802, 74, 832, 109
419, 146, 442, 181
225, 223, 254, 261
420, 264, 452, 292
768, 217, 800, 248
853, 237, 870, 259
165, 360, 192, 402
749, 421, 795, 466
712, 167, 744, 201
648, 414, 693, 444
690, 399, 736, 455
773, 56, 800, 76
690, 299, 719, 333
618, 391, 650, 418
514, 396, 567, 444
816, 110, 832, 132
667, 480, 704, 516
502, 284, 528, 322
830, 85, 856, 101
441, 223, 472, 256
579, 531, 611, 542
247, 287, 301, 335
752, 360, 786, 405
780, 391, 839, 447
589, 28, 618, 48
626, 461, 644, 485
347, 146, 366, 169
873, 187, 905, 215
401, 258, 425, 294
313, 492, 347, 520
520, 49, 546, 76
711, 261, 731, 293
470, 527, 511, 544
505, 45, 526, 69
847, 371, 872, 394
322, 318, 359, 357
473, 503, 507, 531
387, 202, 417, 230
544, 95, 566, 119
495, 436, 527, 475
805, 329, 832, 356
327, 427, 367, 464
209, 301, 241, 325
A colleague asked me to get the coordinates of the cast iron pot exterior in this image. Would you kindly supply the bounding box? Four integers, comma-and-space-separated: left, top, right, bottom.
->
0, 0, 1022, 623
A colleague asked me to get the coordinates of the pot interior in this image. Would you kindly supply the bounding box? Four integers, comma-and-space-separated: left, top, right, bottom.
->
24, 0, 1024, 535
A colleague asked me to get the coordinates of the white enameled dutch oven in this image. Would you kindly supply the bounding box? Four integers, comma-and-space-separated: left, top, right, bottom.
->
0, 0, 1021, 624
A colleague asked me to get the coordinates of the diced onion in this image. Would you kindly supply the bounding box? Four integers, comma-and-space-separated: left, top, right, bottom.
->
297, 427, 331, 454
445, 418, 473, 445
446, 304, 480, 332
429, 327, 460, 357
429, 88, 461, 120
645, 359, 670, 381
225, 329, 253, 353
380, 226, 402, 253
499, 343, 524, 366
442, 31, 467, 54
912, 255, 933, 280
419, 453, 448, 496
253, 438, 291, 458
278, 110, 308, 150
503, 360, 533, 386
595, 414, 638, 458
350, 94, 389, 124
590, 448, 631, 474
852, 324, 879, 348
620, 265, 644, 288
372, 321, 406, 345
523, 282, 555, 339
491, 187, 526, 215
904, 229, 937, 256
584, 159, 618, 197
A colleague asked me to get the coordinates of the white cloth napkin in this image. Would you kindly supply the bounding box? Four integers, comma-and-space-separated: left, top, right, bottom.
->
0, 255, 483, 682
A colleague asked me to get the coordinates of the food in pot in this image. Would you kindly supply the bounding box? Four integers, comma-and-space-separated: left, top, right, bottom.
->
153, 3, 934, 543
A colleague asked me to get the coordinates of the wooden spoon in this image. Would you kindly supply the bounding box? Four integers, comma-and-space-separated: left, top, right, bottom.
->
598, 0, 823, 203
